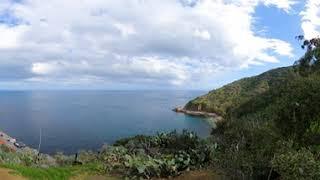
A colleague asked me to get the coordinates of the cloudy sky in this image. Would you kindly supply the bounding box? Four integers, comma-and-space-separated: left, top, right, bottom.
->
0, 0, 319, 90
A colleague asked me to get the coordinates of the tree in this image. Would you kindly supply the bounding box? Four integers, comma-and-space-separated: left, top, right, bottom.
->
295, 36, 320, 75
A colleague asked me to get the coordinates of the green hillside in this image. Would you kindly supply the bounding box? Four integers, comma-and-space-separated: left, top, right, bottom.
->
185, 66, 298, 116
178, 37, 320, 179
0, 37, 319, 179
212, 70, 320, 179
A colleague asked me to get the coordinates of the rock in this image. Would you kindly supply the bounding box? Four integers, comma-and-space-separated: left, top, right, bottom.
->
172, 106, 184, 112
172, 106, 224, 124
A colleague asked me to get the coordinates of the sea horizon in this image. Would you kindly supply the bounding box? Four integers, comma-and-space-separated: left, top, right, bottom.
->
0, 90, 211, 154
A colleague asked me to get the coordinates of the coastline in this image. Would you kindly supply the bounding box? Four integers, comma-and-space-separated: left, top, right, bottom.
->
0, 131, 20, 151
0, 105, 221, 153
0, 131, 35, 154
173, 106, 223, 125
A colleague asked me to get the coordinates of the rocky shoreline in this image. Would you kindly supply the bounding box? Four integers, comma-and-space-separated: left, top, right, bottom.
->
0, 130, 59, 168
173, 106, 223, 123
0, 131, 24, 151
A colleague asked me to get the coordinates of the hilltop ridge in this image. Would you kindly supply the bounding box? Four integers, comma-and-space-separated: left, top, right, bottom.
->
184, 66, 297, 117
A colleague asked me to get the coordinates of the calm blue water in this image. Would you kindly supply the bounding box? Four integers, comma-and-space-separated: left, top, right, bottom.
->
0, 91, 211, 154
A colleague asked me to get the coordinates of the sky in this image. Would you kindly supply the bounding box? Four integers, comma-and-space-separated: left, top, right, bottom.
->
0, 0, 319, 90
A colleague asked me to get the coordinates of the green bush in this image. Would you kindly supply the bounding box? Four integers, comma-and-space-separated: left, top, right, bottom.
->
53, 152, 74, 166
99, 130, 216, 179
272, 148, 320, 180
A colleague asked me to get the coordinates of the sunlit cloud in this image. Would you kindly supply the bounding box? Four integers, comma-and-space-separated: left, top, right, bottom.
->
0, 0, 298, 88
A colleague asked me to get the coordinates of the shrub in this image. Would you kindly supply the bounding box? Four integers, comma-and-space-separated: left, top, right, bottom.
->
99, 130, 215, 179
272, 148, 320, 180
53, 152, 74, 166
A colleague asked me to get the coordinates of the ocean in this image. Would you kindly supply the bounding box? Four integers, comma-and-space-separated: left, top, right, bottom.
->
0, 91, 212, 154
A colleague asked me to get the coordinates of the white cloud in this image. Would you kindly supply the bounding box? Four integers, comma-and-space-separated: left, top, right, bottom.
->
262, 0, 297, 12
32, 62, 59, 75
114, 23, 137, 37
193, 29, 211, 40
0, 25, 28, 49
0, 0, 296, 88
301, 0, 320, 39
112, 56, 189, 85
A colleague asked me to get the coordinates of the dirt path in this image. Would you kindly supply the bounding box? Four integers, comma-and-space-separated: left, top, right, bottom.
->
171, 170, 227, 180
72, 170, 227, 180
0, 168, 26, 180
0, 168, 227, 180
70, 173, 120, 180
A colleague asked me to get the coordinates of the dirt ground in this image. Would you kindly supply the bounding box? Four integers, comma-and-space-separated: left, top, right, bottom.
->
71, 173, 121, 180
0, 168, 26, 180
169, 170, 228, 180
0, 168, 227, 180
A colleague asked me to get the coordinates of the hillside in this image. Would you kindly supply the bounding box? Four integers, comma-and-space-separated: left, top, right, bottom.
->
184, 66, 297, 116
1, 68, 319, 180
181, 56, 320, 179
0, 37, 319, 179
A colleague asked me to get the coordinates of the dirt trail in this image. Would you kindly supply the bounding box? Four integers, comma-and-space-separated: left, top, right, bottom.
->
171, 170, 227, 180
0, 168, 26, 180
0, 169, 226, 180
71, 173, 120, 180
72, 170, 227, 180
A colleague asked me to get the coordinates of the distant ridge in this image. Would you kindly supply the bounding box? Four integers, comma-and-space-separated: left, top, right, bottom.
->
184, 66, 297, 117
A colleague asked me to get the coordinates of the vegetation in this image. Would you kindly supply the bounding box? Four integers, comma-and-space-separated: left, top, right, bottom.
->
185, 36, 320, 179
1, 164, 74, 180
1, 36, 320, 179
110, 130, 215, 178
0, 131, 218, 179
294, 35, 320, 76
185, 66, 297, 117
0, 145, 105, 179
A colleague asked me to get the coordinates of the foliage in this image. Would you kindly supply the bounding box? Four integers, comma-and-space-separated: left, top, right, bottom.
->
295, 36, 320, 75
185, 67, 297, 117
211, 116, 281, 179
3, 35, 320, 179
273, 74, 320, 143
106, 130, 216, 179
0, 145, 22, 165
272, 148, 320, 180
189, 36, 320, 179
0, 146, 55, 167
0, 130, 217, 179
209, 69, 320, 179
53, 152, 74, 166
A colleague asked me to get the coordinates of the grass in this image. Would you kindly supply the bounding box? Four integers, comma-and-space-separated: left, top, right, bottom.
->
2, 164, 74, 180
1, 163, 105, 180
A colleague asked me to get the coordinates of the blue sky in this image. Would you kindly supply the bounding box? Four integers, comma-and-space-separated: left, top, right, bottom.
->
212, 2, 307, 88
0, 0, 319, 90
